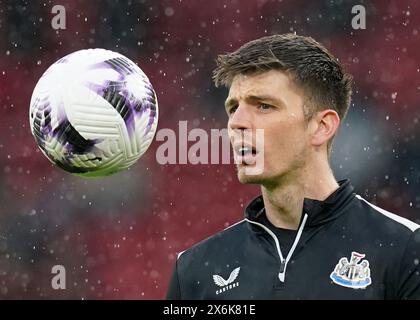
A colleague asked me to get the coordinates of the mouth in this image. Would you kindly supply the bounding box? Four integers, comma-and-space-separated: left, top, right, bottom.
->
235, 145, 257, 156
234, 143, 258, 165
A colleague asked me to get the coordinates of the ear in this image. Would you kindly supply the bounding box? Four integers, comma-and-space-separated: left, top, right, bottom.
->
309, 109, 340, 147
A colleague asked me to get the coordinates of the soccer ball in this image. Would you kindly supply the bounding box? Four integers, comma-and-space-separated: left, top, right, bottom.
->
29, 48, 158, 177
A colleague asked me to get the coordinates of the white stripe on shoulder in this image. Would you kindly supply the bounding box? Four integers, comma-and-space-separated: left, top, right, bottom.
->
177, 219, 245, 260
356, 194, 419, 232
222, 219, 246, 231
177, 250, 186, 259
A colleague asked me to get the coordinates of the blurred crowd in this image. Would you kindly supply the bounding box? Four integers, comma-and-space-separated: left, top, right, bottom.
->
0, 0, 420, 298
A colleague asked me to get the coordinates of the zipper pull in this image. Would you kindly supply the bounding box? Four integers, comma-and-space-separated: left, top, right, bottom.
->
278, 260, 286, 282
279, 260, 286, 273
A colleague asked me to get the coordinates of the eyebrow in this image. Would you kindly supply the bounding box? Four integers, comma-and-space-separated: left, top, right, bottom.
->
224, 94, 285, 110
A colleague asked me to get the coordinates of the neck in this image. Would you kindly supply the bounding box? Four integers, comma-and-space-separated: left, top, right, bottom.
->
261, 159, 339, 230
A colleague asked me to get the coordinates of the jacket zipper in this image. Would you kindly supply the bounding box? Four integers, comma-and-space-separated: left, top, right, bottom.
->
245, 213, 308, 283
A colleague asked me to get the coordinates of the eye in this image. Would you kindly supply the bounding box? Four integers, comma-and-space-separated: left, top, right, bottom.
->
227, 105, 238, 115
257, 103, 272, 111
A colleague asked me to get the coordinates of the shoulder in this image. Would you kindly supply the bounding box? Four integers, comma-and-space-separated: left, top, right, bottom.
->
176, 219, 248, 265
353, 194, 419, 236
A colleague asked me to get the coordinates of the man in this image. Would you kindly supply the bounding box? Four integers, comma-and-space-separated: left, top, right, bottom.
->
166, 34, 420, 299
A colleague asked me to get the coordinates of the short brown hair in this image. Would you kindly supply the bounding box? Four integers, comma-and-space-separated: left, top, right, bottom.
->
213, 33, 353, 154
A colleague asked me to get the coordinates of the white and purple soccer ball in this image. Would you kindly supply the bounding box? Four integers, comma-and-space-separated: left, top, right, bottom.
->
29, 49, 158, 177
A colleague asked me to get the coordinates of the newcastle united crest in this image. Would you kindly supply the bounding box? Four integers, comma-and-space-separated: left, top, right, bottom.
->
330, 251, 371, 289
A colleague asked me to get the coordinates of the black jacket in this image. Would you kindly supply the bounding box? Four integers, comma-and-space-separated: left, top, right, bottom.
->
167, 180, 420, 299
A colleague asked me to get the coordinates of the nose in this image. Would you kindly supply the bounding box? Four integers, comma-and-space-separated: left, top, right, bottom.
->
228, 104, 253, 131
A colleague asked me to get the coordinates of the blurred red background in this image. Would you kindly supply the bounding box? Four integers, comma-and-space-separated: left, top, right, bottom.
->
0, 0, 419, 299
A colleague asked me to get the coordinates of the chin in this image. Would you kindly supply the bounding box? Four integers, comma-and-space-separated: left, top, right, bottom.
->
237, 167, 266, 184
